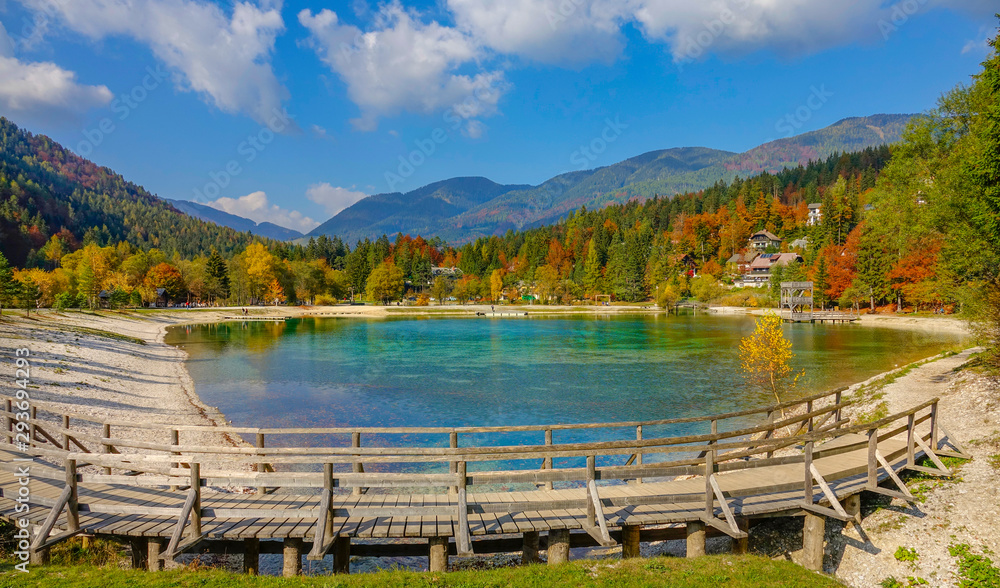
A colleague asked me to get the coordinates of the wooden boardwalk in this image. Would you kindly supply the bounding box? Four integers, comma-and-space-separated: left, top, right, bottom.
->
783, 311, 860, 324
0, 389, 969, 575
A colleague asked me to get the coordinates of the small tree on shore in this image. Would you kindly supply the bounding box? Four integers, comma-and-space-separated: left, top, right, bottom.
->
739, 312, 803, 409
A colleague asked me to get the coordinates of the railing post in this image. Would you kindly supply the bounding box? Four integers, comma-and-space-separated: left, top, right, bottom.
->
765, 411, 775, 459
906, 414, 915, 467
807, 401, 814, 432
29, 406, 36, 448
834, 391, 843, 427
190, 462, 202, 537
102, 423, 112, 475
544, 429, 553, 491
867, 428, 877, 488
930, 401, 939, 450
449, 431, 458, 495
65, 458, 80, 531
256, 432, 266, 495
62, 415, 70, 451
635, 424, 643, 484
803, 441, 814, 504
169, 429, 180, 491
586, 455, 596, 526
352, 431, 364, 496
5, 399, 11, 444
710, 419, 718, 464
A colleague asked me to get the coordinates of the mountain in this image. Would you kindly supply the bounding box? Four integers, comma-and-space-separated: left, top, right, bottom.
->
308, 176, 531, 245
0, 117, 260, 266
309, 114, 912, 244
166, 199, 303, 241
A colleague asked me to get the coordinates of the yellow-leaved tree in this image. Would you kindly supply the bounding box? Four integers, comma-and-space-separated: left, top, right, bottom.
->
738, 312, 803, 409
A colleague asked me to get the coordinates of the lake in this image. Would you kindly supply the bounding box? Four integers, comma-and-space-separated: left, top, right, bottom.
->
165, 313, 964, 459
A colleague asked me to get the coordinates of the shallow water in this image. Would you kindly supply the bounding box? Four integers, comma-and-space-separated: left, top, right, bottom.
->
166, 313, 963, 452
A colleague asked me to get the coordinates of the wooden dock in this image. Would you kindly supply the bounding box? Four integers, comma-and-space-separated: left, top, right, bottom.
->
220, 316, 291, 321
476, 311, 529, 317
0, 389, 967, 575
783, 312, 860, 324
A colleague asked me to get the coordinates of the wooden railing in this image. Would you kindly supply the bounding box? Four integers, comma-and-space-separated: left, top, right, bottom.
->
0, 387, 969, 562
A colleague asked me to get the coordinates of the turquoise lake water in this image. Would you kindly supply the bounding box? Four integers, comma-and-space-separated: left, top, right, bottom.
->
165, 314, 964, 464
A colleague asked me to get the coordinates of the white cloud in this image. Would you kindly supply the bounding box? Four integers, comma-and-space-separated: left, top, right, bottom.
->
306, 182, 367, 216
0, 22, 15, 58
299, 2, 508, 131
206, 191, 319, 233
17, 0, 289, 127
0, 47, 112, 124
447, 0, 626, 65
447, 0, 995, 66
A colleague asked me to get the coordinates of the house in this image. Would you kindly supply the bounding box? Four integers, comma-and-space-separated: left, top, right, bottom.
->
726, 252, 757, 275
431, 266, 463, 279
97, 290, 111, 309
745, 253, 803, 286
748, 230, 782, 252
154, 288, 168, 308
676, 254, 697, 277
807, 203, 823, 226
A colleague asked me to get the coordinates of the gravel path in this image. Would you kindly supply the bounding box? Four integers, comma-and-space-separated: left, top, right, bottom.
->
828, 348, 999, 587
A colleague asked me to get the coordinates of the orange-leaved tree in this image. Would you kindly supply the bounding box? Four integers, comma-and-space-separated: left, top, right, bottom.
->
739, 312, 803, 411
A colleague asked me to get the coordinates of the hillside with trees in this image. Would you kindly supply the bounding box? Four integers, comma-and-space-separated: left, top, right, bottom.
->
0, 117, 262, 268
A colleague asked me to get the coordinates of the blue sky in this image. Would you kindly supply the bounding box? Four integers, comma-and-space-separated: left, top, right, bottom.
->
0, 1, 994, 233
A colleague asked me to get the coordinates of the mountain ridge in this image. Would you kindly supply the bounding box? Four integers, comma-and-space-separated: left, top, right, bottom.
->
308, 114, 913, 244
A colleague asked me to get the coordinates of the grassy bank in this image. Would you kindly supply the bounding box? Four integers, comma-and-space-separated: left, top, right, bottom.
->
0, 556, 843, 588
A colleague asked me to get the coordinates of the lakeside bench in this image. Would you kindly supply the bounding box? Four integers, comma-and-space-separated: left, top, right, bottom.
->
0, 389, 969, 575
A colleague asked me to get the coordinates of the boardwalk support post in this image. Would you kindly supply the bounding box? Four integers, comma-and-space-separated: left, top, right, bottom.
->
31, 458, 82, 555
352, 431, 365, 496
255, 432, 266, 495
147, 538, 166, 571
732, 518, 749, 554
429, 537, 449, 572
802, 512, 825, 571
522, 531, 540, 564
686, 521, 706, 558
547, 529, 570, 564
622, 525, 641, 559
283, 538, 303, 577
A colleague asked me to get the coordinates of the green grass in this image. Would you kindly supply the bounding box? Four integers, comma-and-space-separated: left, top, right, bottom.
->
0, 556, 845, 588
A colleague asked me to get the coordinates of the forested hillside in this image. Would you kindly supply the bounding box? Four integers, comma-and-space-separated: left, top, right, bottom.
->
0, 117, 259, 267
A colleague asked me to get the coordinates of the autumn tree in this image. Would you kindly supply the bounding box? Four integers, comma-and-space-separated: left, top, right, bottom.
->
489, 268, 506, 304
739, 312, 802, 408
431, 276, 451, 305
366, 261, 404, 305
655, 283, 680, 312
264, 278, 286, 305
144, 262, 187, 302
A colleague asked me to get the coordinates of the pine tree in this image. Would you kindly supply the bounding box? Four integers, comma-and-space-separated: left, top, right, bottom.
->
583, 240, 603, 294
0, 252, 16, 317
814, 256, 830, 310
